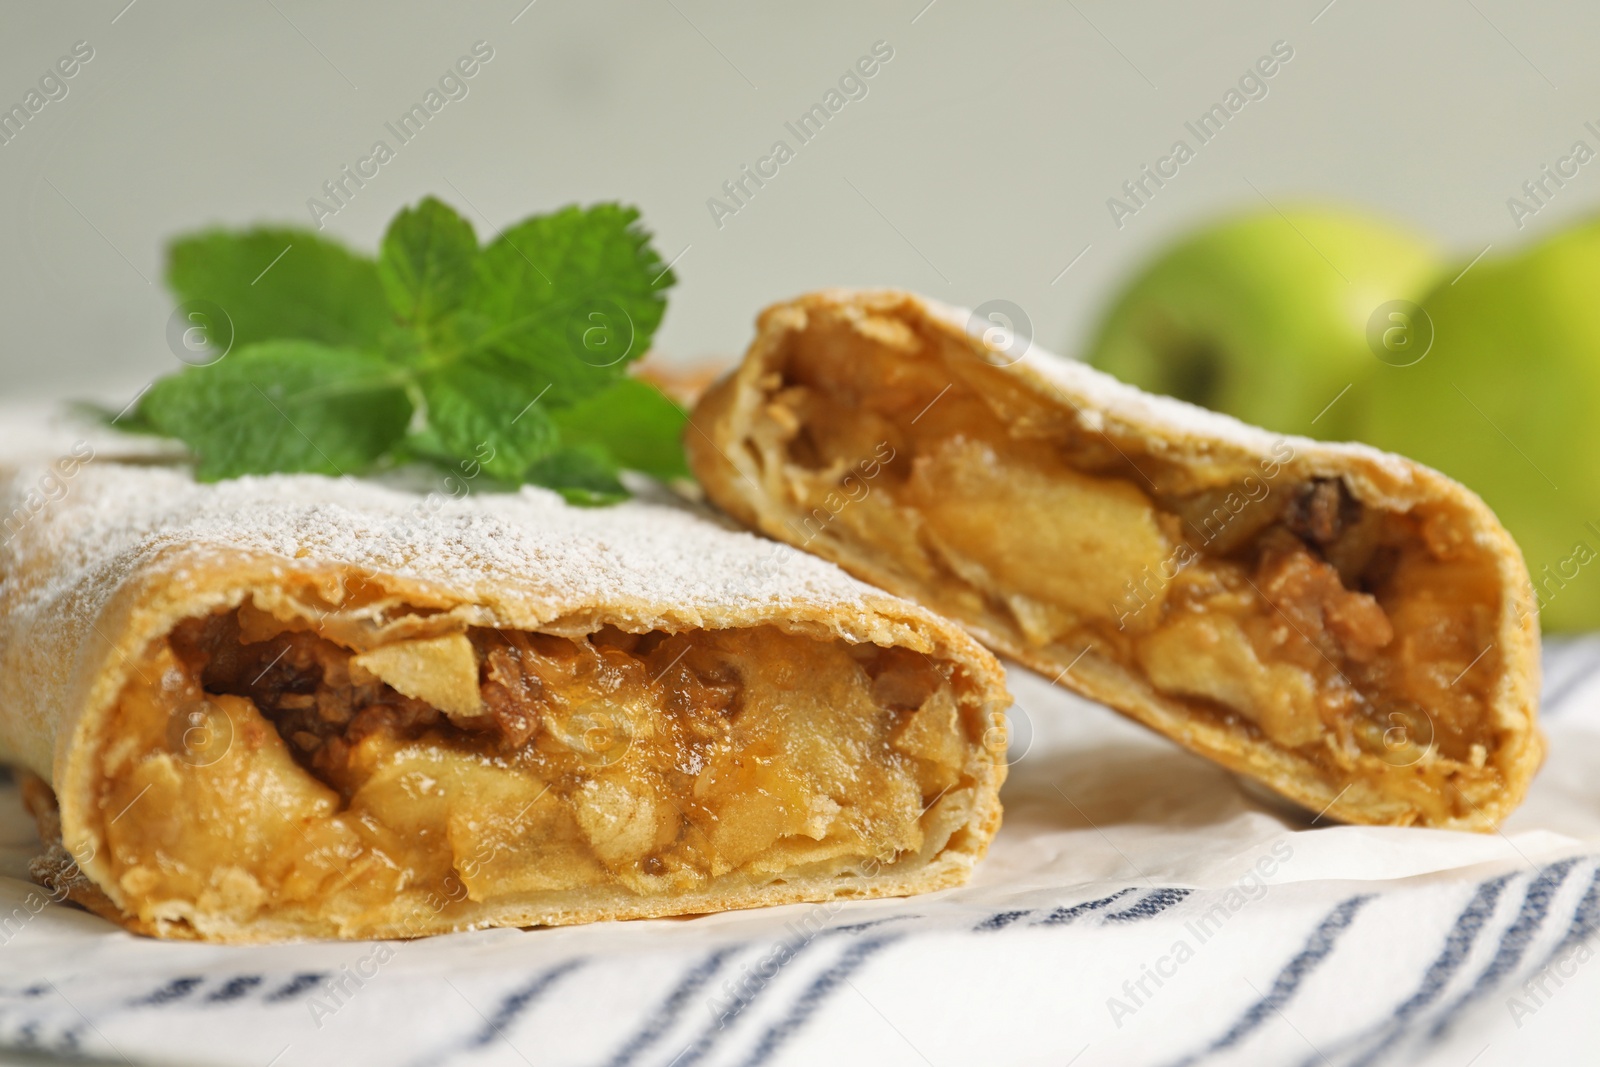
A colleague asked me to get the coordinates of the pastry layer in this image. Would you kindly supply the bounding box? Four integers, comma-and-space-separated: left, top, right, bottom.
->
688, 289, 1543, 830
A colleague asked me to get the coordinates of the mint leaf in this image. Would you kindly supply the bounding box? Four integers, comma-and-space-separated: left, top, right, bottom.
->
524, 444, 628, 506
140, 341, 411, 480
415, 355, 558, 482
167, 228, 393, 351
463, 204, 672, 406
378, 196, 477, 337
552, 377, 689, 480
136, 198, 687, 500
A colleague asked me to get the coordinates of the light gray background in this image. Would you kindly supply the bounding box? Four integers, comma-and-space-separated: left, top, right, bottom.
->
3, 1, 1598, 402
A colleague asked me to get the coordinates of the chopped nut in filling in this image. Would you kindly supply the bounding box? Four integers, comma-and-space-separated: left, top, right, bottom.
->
746, 317, 1507, 824
93, 610, 990, 932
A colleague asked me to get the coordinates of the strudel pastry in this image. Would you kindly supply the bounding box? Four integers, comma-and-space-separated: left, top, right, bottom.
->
687, 289, 1542, 831
0, 440, 1008, 941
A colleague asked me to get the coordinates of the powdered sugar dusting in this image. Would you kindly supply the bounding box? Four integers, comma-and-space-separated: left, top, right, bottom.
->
0, 405, 880, 634
815, 287, 1416, 483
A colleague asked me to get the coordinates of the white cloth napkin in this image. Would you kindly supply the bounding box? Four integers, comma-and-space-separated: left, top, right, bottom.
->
5, 641, 1600, 1067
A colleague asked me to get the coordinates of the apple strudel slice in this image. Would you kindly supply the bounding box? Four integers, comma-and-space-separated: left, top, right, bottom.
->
0, 451, 1008, 942
687, 288, 1542, 831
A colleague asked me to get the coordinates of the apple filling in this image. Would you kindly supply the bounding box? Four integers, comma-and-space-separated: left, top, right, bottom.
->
749, 316, 1504, 822
91, 606, 989, 934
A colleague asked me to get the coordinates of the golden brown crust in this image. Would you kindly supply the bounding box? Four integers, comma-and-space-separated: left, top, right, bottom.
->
19, 771, 161, 937
688, 288, 1544, 832
23, 765, 1001, 943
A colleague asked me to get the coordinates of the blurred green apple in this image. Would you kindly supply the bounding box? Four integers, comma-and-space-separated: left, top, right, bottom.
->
1360, 220, 1600, 632
1087, 208, 1441, 440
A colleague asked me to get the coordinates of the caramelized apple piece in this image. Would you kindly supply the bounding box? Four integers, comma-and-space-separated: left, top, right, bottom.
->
906, 436, 1172, 641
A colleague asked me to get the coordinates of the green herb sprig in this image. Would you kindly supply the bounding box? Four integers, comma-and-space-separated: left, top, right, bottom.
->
127, 196, 687, 504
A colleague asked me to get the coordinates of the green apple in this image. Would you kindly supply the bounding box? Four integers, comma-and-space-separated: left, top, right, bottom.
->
1087, 208, 1442, 440
1359, 219, 1600, 632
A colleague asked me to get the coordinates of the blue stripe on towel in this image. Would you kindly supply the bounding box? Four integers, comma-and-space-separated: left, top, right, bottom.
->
205, 975, 263, 1003
1324, 875, 1512, 1067
129, 976, 204, 1007
0, 984, 76, 1057
601, 945, 744, 1067
1034, 888, 1140, 927
737, 935, 904, 1067
0, 985, 49, 1001
455, 958, 587, 1054
1532, 862, 1600, 970
266, 973, 329, 1002
1164, 894, 1374, 1067
1105, 888, 1192, 923
1426, 858, 1580, 1039
665, 919, 910, 1067
973, 910, 1031, 932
